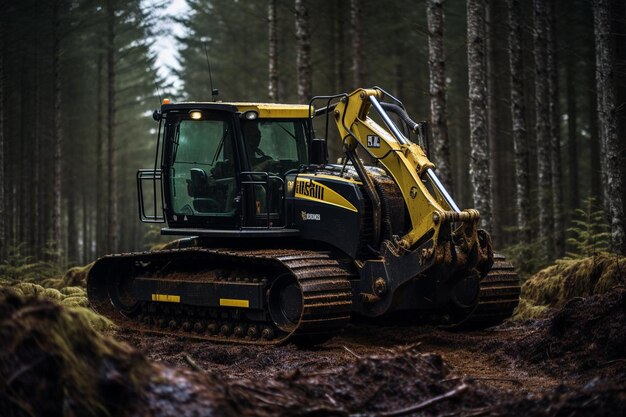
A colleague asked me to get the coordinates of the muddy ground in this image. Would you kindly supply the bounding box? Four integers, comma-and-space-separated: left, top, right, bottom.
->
111, 287, 626, 416
2, 286, 625, 417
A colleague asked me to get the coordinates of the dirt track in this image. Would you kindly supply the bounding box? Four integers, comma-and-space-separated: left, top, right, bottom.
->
112, 287, 626, 416
114, 323, 577, 394
2, 286, 624, 417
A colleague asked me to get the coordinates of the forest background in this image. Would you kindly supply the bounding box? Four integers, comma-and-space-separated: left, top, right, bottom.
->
0, 0, 624, 276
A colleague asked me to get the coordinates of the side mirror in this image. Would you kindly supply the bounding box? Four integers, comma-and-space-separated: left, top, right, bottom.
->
310, 138, 327, 165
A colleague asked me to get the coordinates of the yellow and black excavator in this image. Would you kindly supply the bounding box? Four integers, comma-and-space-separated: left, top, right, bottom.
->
87, 87, 519, 344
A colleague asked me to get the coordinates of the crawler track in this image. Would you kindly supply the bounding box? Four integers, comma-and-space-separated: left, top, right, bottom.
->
465, 253, 521, 327
87, 248, 353, 345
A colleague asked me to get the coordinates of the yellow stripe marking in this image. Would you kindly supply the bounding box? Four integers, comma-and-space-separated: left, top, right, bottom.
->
151, 293, 180, 303
220, 298, 250, 308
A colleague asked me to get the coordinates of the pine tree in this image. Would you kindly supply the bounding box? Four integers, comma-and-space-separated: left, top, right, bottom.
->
51, 0, 65, 261
467, 0, 492, 230
507, 0, 531, 245
427, 0, 453, 191
350, 0, 364, 89
534, 0, 554, 258
295, 0, 311, 103
547, 0, 564, 257
106, 0, 118, 254
268, 0, 279, 102
593, 0, 626, 254
0, 3, 5, 259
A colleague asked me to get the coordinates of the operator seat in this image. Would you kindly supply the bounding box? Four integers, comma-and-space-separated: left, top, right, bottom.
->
187, 168, 210, 197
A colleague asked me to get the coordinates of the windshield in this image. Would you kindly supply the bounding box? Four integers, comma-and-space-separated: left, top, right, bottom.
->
242, 119, 309, 174
169, 118, 238, 217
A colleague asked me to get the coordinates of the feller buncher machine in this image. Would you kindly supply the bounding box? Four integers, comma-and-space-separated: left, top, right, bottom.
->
88, 87, 520, 344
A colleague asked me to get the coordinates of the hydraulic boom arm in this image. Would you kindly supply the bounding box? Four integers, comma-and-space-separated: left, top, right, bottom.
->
333, 88, 482, 261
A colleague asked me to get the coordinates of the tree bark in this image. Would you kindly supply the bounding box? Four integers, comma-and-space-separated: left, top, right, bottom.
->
467, 0, 492, 231
294, 0, 311, 103
96, 48, 106, 256
427, 0, 453, 191
268, 0, 279, 102
547, 0, 564, 257
593, 0, 625, 254
52, 0, 63, 261
566, 50, 578, 210
0, 14, 4, 259
350, 0, 364, 88
82, 189, 88, 264
533, 0, 554, 258
107, 0, 118, 253
507, 0, 531, 245
588, 57, 602, 202
333, 1, 346, 92
611, 0, 626, 226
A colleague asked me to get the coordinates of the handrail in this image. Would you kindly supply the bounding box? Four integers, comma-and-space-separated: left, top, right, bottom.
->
137, 169, 165, 223
240, 171, 285, 229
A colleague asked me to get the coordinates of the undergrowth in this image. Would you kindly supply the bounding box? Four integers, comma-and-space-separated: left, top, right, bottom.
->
565, 197, 610, 259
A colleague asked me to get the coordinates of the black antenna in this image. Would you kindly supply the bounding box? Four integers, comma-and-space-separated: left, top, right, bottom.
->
153, 80, 163, 104
203, 43, 219, 101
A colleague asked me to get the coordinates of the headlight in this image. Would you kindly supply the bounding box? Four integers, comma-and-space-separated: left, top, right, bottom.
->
243, 110, 258, 120
189, 110, 202, 120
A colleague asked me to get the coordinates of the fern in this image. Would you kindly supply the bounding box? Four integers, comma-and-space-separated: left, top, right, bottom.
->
0, 243, 64, 282
566, 197, 610, 258
502, 236, 552, 281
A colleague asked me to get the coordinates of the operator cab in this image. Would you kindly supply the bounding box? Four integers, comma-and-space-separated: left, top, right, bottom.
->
138, 101, 313, 237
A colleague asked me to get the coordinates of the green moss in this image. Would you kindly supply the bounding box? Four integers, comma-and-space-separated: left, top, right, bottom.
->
44, 287, 64, 301
62, 296, 91, 309
0, 291, 145, 416
513, 252, 626, 320
61, 286, 87, 296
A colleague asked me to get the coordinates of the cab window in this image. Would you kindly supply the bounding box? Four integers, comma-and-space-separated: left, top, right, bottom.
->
169, 118, 238, 217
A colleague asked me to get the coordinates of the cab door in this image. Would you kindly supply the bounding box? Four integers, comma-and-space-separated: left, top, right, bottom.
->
240, 119, 310, 228
163, 112, 242, 229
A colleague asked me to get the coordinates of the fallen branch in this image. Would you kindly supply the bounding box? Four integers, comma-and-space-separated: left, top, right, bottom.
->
376, 382, 469, 417
183, 354, 205, 373
442, 375, 521, 385
460, 406, 493, 417
599, 358, 626, 367
343, 345, 362, 359
7, 354, 49, 385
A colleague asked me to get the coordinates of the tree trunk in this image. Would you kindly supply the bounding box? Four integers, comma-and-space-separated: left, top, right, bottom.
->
486, 0, 508, 245
588, 57, 602, 202
107, 0, 118, 253
333, 1, 346, 92
350, 0, 364, 88
593, 0, 626, 254
0, 16, 4, 259
611, 0, 626, 228
507, 0, 531, 245
96, 48, 106, 256
467, 0, 492, 231
19, 51, 28, 252
67, 192, 78, 264
533, 0, 554, 258
566, 51, 578, 211
547, 0, 564, 257
52, 0, 63, 261
427, 0, 453, 191
268, 0, 279, 102
294, 0, 311, 103
32, 43, 41, 257
82, 189, 88, 264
